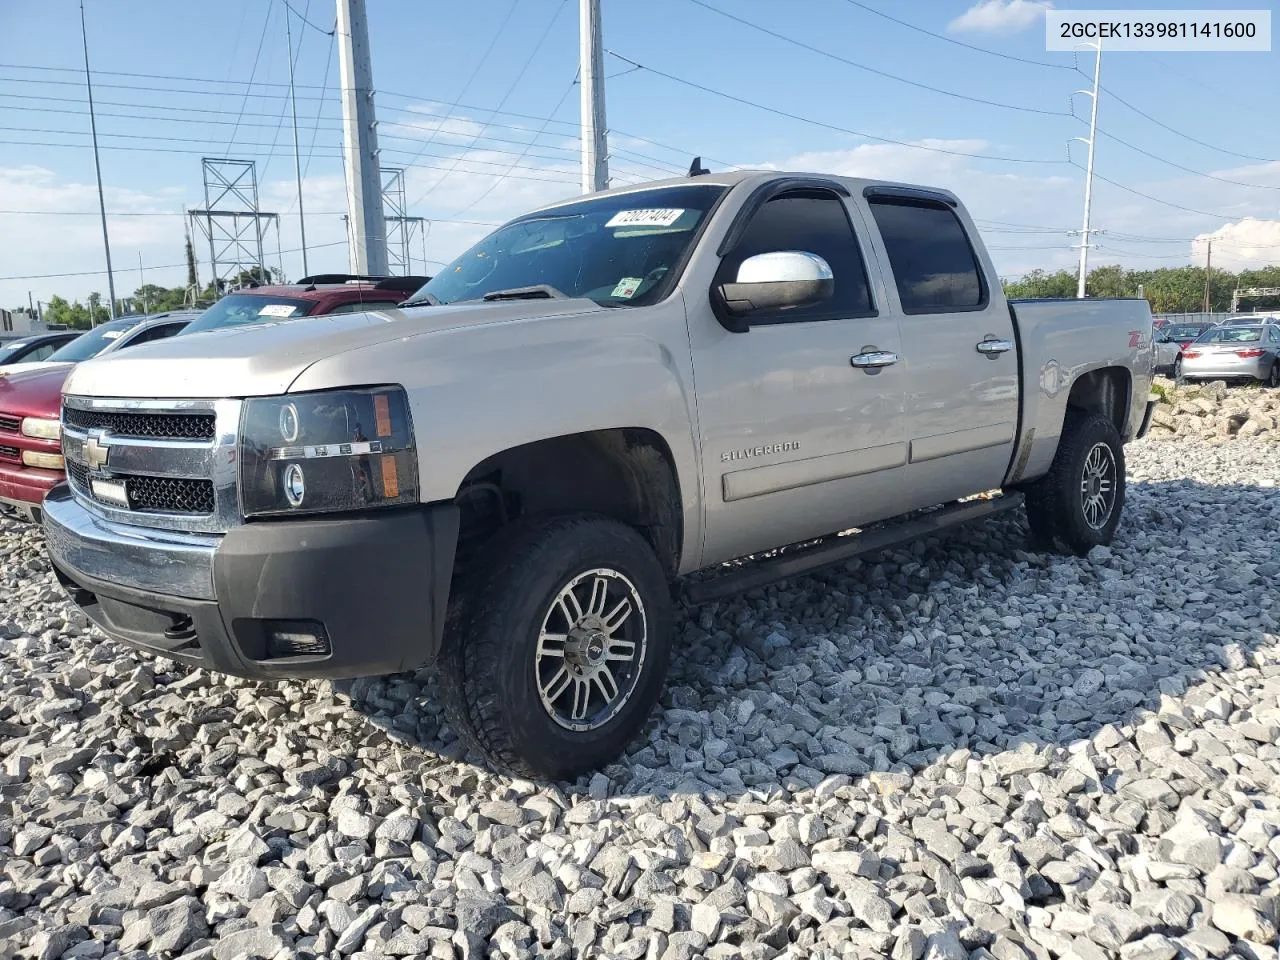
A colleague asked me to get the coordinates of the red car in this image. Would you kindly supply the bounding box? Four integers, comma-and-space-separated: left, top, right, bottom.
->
0, 275, 427, 522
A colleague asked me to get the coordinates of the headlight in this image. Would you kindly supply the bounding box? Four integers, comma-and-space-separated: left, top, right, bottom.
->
20, 417, 61, 440
239, 386, 419, 517
23, 451, 65, 470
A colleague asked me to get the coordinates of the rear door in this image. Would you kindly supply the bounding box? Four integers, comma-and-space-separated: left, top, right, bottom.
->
689, 184, 908, 566
861, 191, 1019, 506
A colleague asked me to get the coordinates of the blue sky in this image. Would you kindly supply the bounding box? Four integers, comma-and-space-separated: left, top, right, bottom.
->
2, 0, 1278, 307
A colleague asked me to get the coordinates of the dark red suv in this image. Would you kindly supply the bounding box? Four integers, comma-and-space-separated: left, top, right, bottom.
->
178, 274, 431, 336
0, 274, 428, 522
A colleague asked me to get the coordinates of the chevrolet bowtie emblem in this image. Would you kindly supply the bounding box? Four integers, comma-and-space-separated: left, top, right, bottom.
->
84, 431, 111, 470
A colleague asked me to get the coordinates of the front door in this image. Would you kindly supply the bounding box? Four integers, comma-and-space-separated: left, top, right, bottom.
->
862, 193, 1019, 507
689, 187, 908, 567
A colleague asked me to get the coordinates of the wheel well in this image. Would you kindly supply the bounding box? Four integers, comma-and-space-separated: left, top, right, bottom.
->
1066, 367, 1131, 437
453, 429, 684, 579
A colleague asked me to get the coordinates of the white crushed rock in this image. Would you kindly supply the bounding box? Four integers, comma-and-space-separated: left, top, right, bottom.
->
1, 437, 1278, 960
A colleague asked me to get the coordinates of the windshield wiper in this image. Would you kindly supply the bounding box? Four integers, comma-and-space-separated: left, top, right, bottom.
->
399, 292, 441, 307
480, 284, 568, 302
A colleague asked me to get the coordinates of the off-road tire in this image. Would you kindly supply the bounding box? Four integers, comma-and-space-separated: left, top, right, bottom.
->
439, 513, 673, 780
1023, 410, 1126, 557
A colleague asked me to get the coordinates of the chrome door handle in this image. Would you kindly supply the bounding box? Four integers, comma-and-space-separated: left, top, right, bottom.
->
976, 339, 1014, 356
850, 351, 899, 369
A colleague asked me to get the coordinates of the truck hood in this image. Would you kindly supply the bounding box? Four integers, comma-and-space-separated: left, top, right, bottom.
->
62, 298, 606, 399
0, 364, 75, 419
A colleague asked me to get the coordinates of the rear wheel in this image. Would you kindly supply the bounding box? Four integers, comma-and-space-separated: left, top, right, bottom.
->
1024, 411, 1126, 556
439, 514, 673, 780
1267, 361, 1280, 389
1172, 356, 1185, 383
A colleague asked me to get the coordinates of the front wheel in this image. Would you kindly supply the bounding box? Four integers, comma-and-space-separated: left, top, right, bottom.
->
1023, 411, 1126, 557
439, 514, 673, 780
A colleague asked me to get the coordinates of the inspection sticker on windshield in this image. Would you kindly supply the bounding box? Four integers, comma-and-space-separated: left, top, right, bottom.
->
611, 277, 644, 299
605, 208, 684, 229
258, 303, 298, 318
101, 330, 123, 340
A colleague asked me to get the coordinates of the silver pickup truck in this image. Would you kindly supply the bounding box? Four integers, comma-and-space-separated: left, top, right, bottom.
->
42, 171, 1156, 779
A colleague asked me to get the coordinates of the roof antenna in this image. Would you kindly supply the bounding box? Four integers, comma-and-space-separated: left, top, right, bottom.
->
688, 156, 709, 177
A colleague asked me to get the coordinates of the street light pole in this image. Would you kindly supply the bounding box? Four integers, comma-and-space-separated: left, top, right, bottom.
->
285, 3, 309, 276
80, 0, 116, 322
1073, 39, 1102, 299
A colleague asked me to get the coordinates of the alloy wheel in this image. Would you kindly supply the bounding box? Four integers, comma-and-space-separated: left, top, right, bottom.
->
534, 568, 648, 732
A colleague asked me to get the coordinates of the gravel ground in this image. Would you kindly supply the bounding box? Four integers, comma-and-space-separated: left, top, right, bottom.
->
2, 436, 1279, 960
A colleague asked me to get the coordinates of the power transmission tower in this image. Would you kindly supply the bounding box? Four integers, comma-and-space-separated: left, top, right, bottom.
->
1071, 40, 1102, 299
80, 0, 116, 323
337, 0, 389, 274
1231, 287, 1280, 312
579, 0, 609, 193
188, 159, 281, 295
381, 168, 426, 276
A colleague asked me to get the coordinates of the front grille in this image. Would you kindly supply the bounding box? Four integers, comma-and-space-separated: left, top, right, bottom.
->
0, 444, 19, 462
127, 476, 215, 514
63, 407, 216, 441
0, 414, 19, 433
67, 460, 215, 515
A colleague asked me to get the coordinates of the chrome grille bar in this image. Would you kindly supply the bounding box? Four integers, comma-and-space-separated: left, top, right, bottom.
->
61, 396, 243, 534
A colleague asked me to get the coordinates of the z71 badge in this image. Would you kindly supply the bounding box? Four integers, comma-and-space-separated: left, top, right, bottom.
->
721, 441, 799, 463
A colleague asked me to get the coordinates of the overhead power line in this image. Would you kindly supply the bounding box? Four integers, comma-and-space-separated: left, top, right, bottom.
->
226, 3, 275, 151
605, 51, 1066, 165
686, 0, 1068, 116
1094, 126, 1280, 191
1075, 162, 1254, 221
837, 0, 1072, 71
1092, 78, 1279, 165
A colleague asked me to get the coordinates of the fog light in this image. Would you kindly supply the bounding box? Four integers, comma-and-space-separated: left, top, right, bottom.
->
283, 462, 305, 507
266, 621, 331, 658
23, 451, 64, 470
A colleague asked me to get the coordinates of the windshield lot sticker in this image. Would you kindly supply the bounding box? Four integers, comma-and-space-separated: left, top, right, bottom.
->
101, 330, 123, 339
605, 208, 685, 229
258, 303, 299, 318
611, 277, 644, 299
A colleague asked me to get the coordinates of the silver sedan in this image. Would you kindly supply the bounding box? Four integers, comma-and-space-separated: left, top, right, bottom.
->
1175, 322, 1280, 386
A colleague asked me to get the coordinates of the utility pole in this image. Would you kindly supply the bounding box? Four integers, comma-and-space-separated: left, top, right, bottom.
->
80, 0, 116, 323
579, 0, 609, 193
285, 4, 309, 276
1073, 39, 1102, 299
1202, 239, 1213, 313
337, 0, 388, 275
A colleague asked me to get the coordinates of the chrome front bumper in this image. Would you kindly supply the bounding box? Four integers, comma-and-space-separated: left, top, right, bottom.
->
42, 484, 220, 600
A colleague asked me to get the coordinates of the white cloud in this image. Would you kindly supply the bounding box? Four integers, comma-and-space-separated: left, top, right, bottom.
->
1193, 218, 1280, 272
949, 0, 1053, 34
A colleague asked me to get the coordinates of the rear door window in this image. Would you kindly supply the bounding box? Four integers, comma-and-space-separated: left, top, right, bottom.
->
867, 198, 985, 314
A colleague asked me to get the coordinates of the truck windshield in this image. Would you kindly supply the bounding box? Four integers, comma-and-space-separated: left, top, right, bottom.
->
410, 184, 727, 307
183, 294, 316, 334
46, 318, 138, 362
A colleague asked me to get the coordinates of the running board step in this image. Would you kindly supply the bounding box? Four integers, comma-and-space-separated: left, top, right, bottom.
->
682, 492, 1024, 604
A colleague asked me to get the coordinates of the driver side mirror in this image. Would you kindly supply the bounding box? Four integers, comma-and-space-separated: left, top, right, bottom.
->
715, 251, 834, 332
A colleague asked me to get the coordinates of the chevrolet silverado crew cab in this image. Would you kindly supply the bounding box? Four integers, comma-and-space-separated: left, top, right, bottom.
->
43, 171, 1156, 780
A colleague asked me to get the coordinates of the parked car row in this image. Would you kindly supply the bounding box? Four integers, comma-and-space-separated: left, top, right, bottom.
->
1153, 315, 1280, 386
0, 330, 83, 366
0, 275, 426, 522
